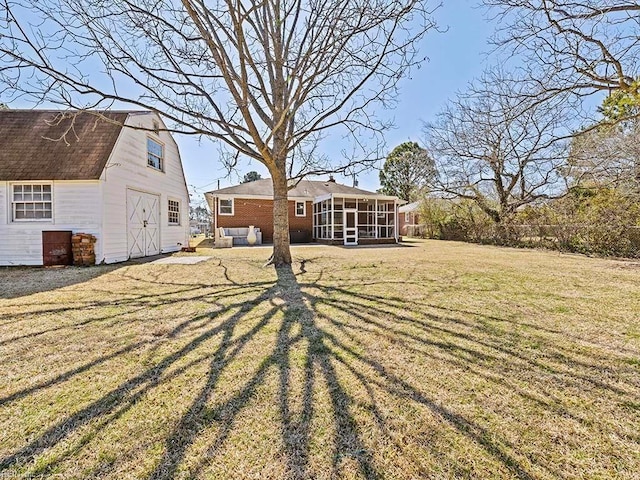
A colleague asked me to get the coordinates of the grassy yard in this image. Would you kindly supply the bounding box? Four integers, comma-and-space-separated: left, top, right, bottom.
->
1, 239, 639, 479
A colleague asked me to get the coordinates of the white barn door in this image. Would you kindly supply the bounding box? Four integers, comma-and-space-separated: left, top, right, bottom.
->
127, 189, 161, 258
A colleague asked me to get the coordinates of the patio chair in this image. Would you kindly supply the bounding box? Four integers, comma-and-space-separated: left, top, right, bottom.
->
216, 227, 233, 248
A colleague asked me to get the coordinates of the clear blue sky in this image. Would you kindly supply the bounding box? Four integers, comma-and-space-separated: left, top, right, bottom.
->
182, 1, 494, 200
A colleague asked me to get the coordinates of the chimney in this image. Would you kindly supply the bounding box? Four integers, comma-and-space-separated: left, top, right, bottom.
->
328, 175, 336, 183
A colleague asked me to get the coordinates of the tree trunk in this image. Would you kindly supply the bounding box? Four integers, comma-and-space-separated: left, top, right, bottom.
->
268, 56, 291, 266
270, 167, 292, 266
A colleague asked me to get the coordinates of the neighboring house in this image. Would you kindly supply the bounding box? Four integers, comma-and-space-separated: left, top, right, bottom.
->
205, 177, 401, 245
0, 110, 189, 265
190, 220, 201, 235
190, 219, 211, 236
399, 201, 420, 236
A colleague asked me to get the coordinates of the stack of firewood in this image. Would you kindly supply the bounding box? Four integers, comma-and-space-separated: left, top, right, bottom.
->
72, 233, 96, 266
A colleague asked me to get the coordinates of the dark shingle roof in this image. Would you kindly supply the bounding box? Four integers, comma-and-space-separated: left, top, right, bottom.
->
0, 110, 129, 181
206, 178, 389, 198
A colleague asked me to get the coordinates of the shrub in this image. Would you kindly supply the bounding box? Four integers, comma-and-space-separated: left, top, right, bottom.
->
414, 188, 640, 258
515, 188, 640, 257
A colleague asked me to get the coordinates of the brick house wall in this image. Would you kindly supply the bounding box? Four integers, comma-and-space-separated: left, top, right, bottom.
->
216, 198, 312, 243
399, 211, 420, 236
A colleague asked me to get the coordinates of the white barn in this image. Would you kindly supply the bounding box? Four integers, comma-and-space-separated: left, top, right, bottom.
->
0, 110, 190, 265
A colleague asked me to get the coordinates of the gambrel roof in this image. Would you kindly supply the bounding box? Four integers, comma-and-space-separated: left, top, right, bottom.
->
0, 110, 130, 181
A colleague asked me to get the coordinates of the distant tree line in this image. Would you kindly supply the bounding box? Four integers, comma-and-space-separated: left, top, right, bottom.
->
241, 171, 262, 183
397, 89, 640, 256
385, 2, 640, 258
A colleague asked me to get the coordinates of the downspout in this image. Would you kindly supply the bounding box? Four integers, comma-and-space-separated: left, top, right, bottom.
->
213, 196, 218, 239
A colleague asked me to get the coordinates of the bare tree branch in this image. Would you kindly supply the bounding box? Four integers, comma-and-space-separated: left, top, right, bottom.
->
423, 70, 573, 225
484, 0, 640, 97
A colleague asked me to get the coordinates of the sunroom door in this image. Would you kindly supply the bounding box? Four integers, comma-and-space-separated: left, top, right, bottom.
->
344, 209, 357, 245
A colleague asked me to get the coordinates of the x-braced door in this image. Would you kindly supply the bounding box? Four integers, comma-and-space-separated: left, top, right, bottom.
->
127, 189, 160, 258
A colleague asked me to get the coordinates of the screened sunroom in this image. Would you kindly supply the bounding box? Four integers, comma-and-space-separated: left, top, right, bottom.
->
312, 195, 399, 245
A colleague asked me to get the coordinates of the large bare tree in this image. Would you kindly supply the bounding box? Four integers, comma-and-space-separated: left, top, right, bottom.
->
0, 0, 438, 266
423, 72, 572, 225
484, 1, 640, 103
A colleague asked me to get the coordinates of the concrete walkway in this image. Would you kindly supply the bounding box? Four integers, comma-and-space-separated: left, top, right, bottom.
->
149, 256, 214, 265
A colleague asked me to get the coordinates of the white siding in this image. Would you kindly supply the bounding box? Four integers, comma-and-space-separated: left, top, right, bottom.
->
100, 112, 189, 263
0, 181, 102, 266
0, 112, 190, 266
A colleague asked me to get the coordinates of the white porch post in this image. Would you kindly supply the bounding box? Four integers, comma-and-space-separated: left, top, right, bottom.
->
375, 199, 378, 239
331, 196, 334, 240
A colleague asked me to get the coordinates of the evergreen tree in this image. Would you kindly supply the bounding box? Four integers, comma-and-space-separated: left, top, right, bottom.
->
379, 142, 435, 201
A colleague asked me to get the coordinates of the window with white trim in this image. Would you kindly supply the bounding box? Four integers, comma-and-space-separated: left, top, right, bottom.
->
295, 201, 306, 217
12, 184, 52, 221
219, 198, 234, 215
168, 199, 180, 225
147, 137, 164, 171
405, 212, 410, 222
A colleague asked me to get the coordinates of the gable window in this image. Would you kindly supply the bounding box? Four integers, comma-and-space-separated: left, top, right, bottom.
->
219, 198, 234, 215
147, 138, 164, 171
168, 199, 180, 225
12, 184, 52, 221
295, 201, 306, 217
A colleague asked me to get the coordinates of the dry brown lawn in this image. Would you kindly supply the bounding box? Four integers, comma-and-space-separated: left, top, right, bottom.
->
0, 239, 639, 479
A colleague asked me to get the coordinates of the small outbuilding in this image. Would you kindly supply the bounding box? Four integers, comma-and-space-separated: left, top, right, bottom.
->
0, 110, 189, 265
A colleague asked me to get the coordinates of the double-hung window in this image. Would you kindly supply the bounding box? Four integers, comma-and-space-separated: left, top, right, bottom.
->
168, 199, 180, 225
12, 184, 52, 221
147, 138, 164, 171
295, 201, 306, 217
219, 198, 234, 215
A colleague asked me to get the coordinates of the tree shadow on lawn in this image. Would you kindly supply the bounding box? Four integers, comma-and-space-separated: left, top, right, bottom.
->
1, 261, 638, 479
0, 265, 122, 300
0, 254, 176, 300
